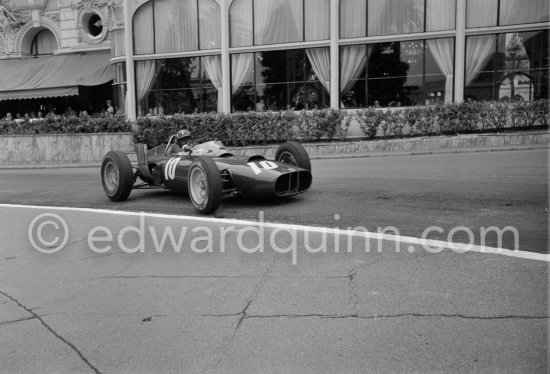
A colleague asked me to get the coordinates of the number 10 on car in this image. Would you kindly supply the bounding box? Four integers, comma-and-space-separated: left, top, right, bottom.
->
247, 161, 279, 175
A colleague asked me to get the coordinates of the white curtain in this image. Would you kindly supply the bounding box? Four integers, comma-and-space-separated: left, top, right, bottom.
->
304, 0, 329, 41
199, 0, 221, 50
466, 0, 497, 28
229, 0, 253, 47
340, 45, 371, 98
340, 0, 366, 38
465, 35, 496, 86
426, 0, 455, 31
426, 2, 455, 103
254, 0, 302, 45
203, 55, 223, 111
136, 60, 157, 114
133, 2, 154, 55
306, 48, 330, 92
500, 0, 548, 25
231, 53, 254, 94
154, 0, 197, 53
427, 39, 454, 103
368, 0, 424, 36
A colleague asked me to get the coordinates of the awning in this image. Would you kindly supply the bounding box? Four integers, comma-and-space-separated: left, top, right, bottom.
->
0, 52, 113, 101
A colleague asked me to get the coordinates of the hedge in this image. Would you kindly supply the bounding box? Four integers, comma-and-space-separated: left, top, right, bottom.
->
0, 114, 131, 135
134, 109, 347, 148
1, 100, 547, 148
135, 100, 548, 148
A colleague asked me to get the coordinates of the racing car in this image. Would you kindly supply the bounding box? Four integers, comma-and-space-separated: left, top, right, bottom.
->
100, 131, 312, 214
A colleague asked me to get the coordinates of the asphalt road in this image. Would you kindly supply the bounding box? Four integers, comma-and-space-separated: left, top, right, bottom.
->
0, 206, 548, 373
0, 148, 547, 253
0, 148, 548, 373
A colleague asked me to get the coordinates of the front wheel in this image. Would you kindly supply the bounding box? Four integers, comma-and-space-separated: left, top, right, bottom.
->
187, 157, 222, 214
101, 151, 134, 201
275, 141, 311, 172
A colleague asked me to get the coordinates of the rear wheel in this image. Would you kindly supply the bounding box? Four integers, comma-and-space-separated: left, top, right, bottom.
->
275, 141, 311, 172
188, 157, 222, 214
101, 151, 134, 201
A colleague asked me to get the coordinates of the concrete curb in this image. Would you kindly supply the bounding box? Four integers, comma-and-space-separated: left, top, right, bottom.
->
1, 144, 547, 170
310, 144, 549, 160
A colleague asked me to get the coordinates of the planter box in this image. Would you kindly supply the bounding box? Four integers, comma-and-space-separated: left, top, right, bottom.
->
0, 132, 135, 164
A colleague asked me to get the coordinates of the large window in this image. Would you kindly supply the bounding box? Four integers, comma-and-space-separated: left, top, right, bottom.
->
231, 48, 330, 111
341, 38, 454, 108
466, 0, 549, 28
340, 0, 456, 38
136, 57, 218, 116
133, 0, 220, 55
113, 63, 127, 115
465, 29, 549, 101
230, 0, 330, 47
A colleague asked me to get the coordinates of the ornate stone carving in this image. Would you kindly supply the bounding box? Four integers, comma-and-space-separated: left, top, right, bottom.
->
0, 2, 30, 52
71, 0, 121, 10
46, 13, 60, 26
72, 0, 123, 30
0, 2, 29, 33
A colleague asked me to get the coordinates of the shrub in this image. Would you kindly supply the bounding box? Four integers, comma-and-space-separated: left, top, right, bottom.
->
337, 111, 354, 141
356, 108, 383, 139
381, 109, 406, 137
297, 110, 322, 142
0, 114, 131, 135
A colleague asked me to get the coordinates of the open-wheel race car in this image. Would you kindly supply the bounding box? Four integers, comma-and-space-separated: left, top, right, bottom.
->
100, 131, 312, 214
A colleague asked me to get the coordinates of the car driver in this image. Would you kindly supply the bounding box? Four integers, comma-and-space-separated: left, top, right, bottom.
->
169, 129, 193, 156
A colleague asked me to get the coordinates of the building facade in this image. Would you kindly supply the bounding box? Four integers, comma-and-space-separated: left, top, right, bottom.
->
1, 0, 548, 120
0, 0, 121, 117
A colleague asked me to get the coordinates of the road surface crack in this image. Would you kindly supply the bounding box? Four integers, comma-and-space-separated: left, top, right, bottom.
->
206, 256, 277, 372
0, 315, 38, 327
95, 274, 347, 281
347, 271, 359, 314
0, 290, 103, 374
243, 313, 550, 320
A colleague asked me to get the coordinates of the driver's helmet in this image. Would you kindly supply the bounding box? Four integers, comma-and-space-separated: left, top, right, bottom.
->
175, 130, 191, 148
176, 129, 191, 141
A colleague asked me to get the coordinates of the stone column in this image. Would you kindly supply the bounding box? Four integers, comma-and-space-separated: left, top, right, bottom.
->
123, 0, 136, 122
221, 0, 231, 113
330, 0, 339, 109
454, 0, 466, 103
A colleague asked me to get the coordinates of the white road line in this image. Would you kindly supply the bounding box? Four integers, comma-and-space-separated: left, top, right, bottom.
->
1, 203, 548, 262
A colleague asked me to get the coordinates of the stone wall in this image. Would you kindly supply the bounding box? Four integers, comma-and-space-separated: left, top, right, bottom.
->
0, 132, 134, 164
1, 131, 547, 166
229, 131, 550, 159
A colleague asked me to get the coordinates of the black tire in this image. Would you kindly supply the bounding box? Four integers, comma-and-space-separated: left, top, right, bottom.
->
187, 157, 222, 214
101, 151, 134, 201
275, 141, 311, 172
